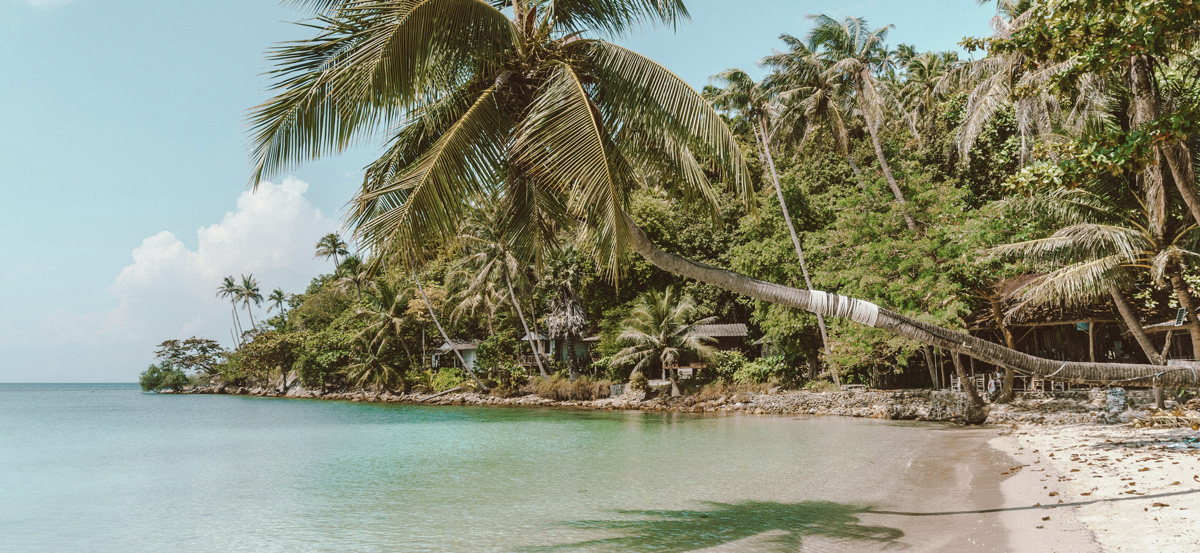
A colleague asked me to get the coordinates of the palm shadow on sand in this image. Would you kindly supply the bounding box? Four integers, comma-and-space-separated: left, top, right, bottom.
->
518, 500, 904, 552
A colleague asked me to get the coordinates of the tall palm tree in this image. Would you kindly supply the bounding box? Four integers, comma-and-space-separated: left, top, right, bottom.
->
612, 286, 717, 396
412, 271, 489, 391
357, 279, 417, 365
806, 14, 918, 232
335, 254, 374, 299
250, 0, 748, 280
268, 288, 288, 318
217, 275, 244, 346
236, 274, 263, 330
315, 233, 349, 270
760, 34, 866, 191
249, 0, 1194, 397
543, 245, 587, 375
709, 68, 839, 386
897, 51, 962, 146
454, 204, 549, 377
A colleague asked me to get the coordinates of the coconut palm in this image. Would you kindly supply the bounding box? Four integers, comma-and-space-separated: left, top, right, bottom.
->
356, 279, 417, 364
249, 0, 1194, 399
347, 339, 403, 391
806, 14, 918, 232
336, 254, 374, 299
992, 188, 1200, 368
897, 51, 962, 146
236, 274, 263, 330
612, 286, 717, 395
217, 275, 245, 346
411, 271, 489, 391
268, 288, 288, 317
708, 67, 839, 386
315, 233, 349, 270
454, 203, 549, 378
760, 35, 867, 190
543, 245, 587, 374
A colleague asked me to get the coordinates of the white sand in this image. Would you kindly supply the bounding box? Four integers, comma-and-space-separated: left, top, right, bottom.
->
995, 423, 1200, 552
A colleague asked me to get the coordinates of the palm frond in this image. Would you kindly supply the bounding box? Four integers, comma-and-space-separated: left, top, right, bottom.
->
547, 0, 688, 36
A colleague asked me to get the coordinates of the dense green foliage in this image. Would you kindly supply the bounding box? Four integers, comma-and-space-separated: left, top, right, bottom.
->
139, 362, 188, 392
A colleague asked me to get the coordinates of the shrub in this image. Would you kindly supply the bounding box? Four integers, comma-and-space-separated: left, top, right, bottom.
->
485, 362, 528, 389
733, 356, 787, 386
431, 367, 468, 392
711, 350, 748, 382
530, 376, 612, 401
804, 380, 840, 393
139, 362, 189, 392
628, 371, 649, 391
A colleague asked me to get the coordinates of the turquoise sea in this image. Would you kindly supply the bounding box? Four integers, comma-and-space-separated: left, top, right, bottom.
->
1, 384, 1020, 552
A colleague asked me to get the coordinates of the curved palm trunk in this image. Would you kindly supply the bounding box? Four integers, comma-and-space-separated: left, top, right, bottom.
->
505, 271, 549, 378
230, 306, 244, 347
244, 304, 256, 330
988, 296, 1018, 403
1111, 285, 1164, 366
413, 272, 489, 392
624, 215, 1200, 388
1111, 284, 1168, 410
864, 122, 919, 233
756, 116, 840, 388
1129, 55, 1200, 230
1166, 267, 1200, 358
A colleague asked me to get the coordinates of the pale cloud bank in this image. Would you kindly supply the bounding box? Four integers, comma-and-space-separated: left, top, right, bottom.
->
3, 178, 340, 382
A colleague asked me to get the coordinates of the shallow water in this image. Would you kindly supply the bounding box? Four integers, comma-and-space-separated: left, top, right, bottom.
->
1, 384, 1018, 552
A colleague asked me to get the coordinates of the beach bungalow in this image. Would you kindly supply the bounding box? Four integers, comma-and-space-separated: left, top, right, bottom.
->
518, 332, 590, 367
664, 323, 750, 379
433, 340, 480, 371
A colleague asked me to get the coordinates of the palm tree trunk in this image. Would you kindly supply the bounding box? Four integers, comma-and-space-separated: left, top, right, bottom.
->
757, 117, 841, 388
413, 271, 489, 392
864, 122, 919, 233
623, 214, 1199, 388
1162, 143, 1200, 229
1110, 284, 1164, 365
1111, 285, 1169, 410
988, 296, 1018, 403
845, 154, 871, 196
1165, 266, 1200, 358
230, 307, 244, 347
244, 304, 256, 330
505, 272, 549, 378
952, 352, 989, 425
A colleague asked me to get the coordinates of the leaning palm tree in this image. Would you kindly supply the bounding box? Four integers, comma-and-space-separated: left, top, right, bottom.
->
315, 233, 349, 270
217, 275, 244, 346
806, 14, 918, 232
612, 286, 717, 396
709, 67, 839, 386
236, 274, 263, 330
249, 0, 1196, 402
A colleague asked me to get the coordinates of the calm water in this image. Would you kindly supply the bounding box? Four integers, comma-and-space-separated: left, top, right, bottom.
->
0, 384, 1018, 552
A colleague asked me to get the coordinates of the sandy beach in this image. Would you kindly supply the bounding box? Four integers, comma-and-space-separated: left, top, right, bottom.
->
994, 423, 1200, 552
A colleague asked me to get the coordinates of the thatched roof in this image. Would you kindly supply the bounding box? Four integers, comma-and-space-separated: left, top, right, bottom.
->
689, 324, 748, 338
438, 340, 480, 351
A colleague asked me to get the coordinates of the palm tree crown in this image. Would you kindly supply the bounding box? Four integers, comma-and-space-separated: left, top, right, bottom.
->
249, 0, 749, 277
315, 233, 349, 268
612, 286, 717, 380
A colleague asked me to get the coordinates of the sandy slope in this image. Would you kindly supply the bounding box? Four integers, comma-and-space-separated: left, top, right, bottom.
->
997, 424, 1200, 552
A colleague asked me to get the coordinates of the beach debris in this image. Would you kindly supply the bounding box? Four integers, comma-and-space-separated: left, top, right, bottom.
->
1130, 409, 1200, 429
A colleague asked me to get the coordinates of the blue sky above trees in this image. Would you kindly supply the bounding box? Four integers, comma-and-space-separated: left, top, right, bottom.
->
0, 0, 992, 382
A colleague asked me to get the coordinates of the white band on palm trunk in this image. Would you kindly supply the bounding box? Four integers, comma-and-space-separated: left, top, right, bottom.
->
807, 290, 880, 328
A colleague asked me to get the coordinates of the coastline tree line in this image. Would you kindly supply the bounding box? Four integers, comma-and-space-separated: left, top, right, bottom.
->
142, 0, 1200, 415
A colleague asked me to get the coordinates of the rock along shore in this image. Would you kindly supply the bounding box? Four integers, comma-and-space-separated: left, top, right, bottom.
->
183, 384, 993, 424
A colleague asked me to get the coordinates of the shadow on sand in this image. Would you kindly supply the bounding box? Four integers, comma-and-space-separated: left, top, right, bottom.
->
518, 500, 904, 552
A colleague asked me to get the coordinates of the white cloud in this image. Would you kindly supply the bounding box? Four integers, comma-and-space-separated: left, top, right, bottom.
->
13, 178, 340, 379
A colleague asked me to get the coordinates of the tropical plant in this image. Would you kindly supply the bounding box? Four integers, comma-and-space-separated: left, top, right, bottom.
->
217, 276, 245, 346
236, 274, 263, 329
355, 279, 417, 365
155, 337, 227, 377
709, 66, 839, 386
611, 286, 717, 395
139, 361, 189, 392
543, 245, 587, 374
247, 0, 1195, 403
268, 288, 289, 321
806, 14, 918, 232
315, 233, 349, 269
454, 203, 549, 377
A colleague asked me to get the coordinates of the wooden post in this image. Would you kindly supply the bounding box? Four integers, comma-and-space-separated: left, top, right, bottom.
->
1088, 321, 1096, 363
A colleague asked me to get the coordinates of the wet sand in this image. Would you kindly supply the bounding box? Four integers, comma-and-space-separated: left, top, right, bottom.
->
835, 423, 1100, 553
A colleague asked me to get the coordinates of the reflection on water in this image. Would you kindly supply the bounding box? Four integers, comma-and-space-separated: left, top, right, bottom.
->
1, 384, 1002, 553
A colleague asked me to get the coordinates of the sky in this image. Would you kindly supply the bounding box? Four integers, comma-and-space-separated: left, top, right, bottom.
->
0, 0, 996, 382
